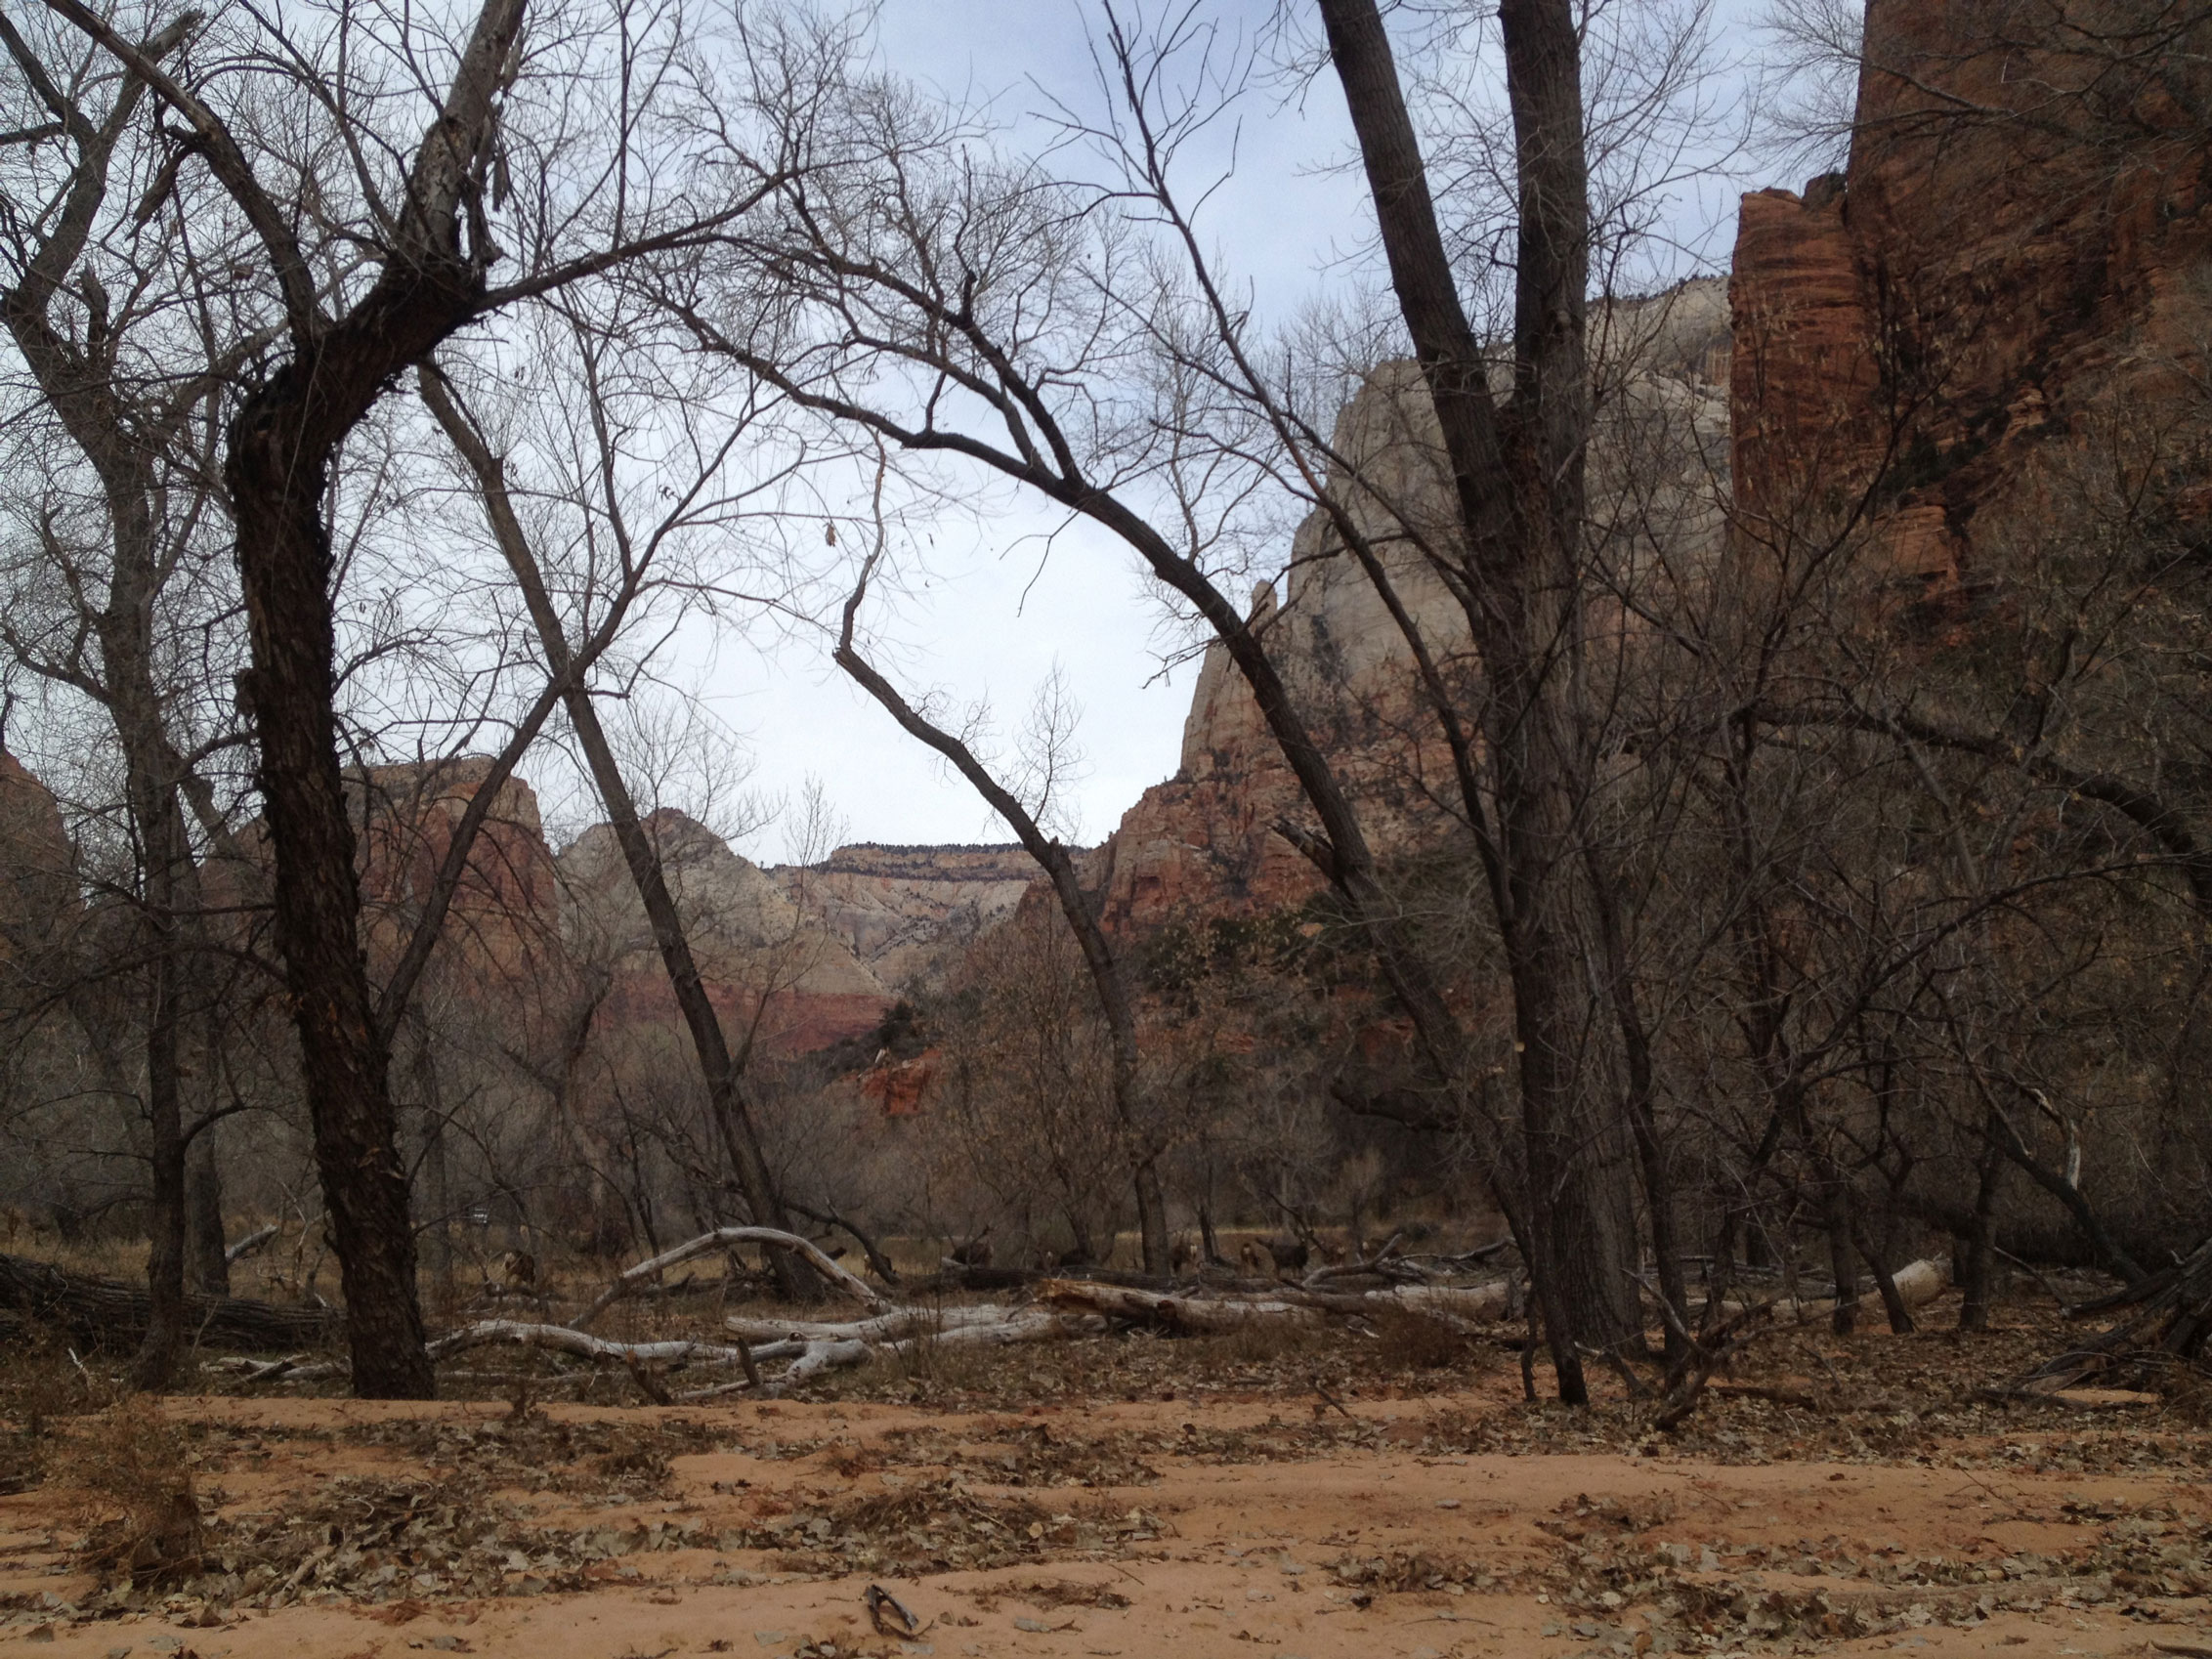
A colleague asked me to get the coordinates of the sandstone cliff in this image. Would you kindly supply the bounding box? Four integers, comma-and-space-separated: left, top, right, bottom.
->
1088, 279, 1734, 936
0, 746, 73, 956
352, 757, 563, 992
767, 843, 1039, 993
560, 810, 893, 1057
1729, 0, 2212, 609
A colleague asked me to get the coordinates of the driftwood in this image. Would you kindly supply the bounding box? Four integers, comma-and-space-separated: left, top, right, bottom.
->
200, 1220, 1518, 1397
1036, 1275, 1512, 1332
2000, 1235, 2212, 1397
573, 1226, 887, 1330
0, 1249, 338, 1352
1710, 1257, 1947, 1326
224, 1224, 280, 1264
218, 1320, 811, 1388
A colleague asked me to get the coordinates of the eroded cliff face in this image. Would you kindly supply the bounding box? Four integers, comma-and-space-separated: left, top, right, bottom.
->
0, 747, 74, 954
767, 844, 1039, 994
1730, 0, 2212, 605
353, 757, 563, 992
560, 811, 894, 1058
1088, 280, 1734, 936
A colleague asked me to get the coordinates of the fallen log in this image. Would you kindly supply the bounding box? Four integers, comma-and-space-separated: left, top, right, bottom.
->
224, 1223, 280, 1264
725, 1303, 1025, 1345
572, 1226, 887, 1330
1037, 1276, 1512, 1332
0, 1249, 339, 1353
219, 1320, 813, 1386
769, 1306, 1104, 1390
1038, 1279, 1319, 1334
1709, 1257, 1947, 1326
2000, 1234, 2212, 1396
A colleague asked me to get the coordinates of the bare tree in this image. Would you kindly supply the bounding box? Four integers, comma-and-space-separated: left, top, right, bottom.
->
38, 0, 790, 1392
834, 543, 1172, 1274
417, 341, 824, 1297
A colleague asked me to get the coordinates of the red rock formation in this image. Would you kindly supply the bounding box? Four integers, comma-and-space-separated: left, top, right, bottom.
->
0, 747, 74, 954
1089, 283, 1733, 938
858, 1046, 939, 1117
353, 757, 563, 992
1729, 0, 2212, 602
560, 809, 894, 1060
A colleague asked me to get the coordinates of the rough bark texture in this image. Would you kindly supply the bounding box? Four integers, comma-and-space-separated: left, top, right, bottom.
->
1318, 0, 1639, 1397
185, 1135, 231, 1298
205, 0, 530, 1396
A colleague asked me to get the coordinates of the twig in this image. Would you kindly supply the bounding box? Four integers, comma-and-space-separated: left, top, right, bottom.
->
1310, 1375, 1355, 1419
866, 1583, 921, 1638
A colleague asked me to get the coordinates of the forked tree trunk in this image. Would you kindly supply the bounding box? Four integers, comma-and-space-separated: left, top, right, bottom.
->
1318, 0, 1638, 1396
39, 0, 618, 1393
232, 383, 436, 1396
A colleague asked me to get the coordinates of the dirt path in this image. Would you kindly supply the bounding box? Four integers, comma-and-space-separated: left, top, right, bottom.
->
3, 1382, 2207, 1659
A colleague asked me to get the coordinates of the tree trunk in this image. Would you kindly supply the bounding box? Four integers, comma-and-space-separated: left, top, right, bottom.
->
127, 980, 186, 1390
1957, 1138, 2004, 1331
1852, 1216, 1917, 1335
1318, 0, 1640, 1385
184, 1132, 230, 1298
1824, 1184, 1859, 1336
231, 371, 434, 1398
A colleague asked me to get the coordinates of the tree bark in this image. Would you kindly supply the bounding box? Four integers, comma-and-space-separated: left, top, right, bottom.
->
1318, 0, 1638, 1393
0, 19, 205, 1386
1957, 1136, 2004, 1331
232, 382, 436, 1395
0, 1250, 338, 1351
184, 1127, 229, 1298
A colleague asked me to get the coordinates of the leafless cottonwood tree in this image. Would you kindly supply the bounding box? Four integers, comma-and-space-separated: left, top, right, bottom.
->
672, 0, 1741, 1395
37, 0, 788, 1393
417, 316, 825, 1297
0, 5, 282, 1383
834, 542, 1172, 1274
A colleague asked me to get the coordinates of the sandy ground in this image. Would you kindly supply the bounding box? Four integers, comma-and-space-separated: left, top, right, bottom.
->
3, 1371, 2207, 1659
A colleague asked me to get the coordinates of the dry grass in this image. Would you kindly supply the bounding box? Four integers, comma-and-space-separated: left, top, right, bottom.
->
0, 1323, 115, 1495
1364, 1305, 1478, 1371
68, 1396, 204, 1587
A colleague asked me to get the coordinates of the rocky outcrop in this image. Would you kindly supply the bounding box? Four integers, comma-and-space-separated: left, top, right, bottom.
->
561, 810, 893, 1057
0, 746, 73, 955
1088, 280, 1734, 935
1729, 0, 2212, 608
768, 843, 1039, 993
353, 757, 563, 989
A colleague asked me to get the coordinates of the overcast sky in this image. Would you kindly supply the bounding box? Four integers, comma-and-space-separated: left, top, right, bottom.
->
696, 0, 1778, 864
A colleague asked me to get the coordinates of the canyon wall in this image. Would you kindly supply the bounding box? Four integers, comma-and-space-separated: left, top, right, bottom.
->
560, 812, 894, 1058
1088, 279, 1734, 936
767, 843, 1038, 994
1730, 0, 2212, 607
